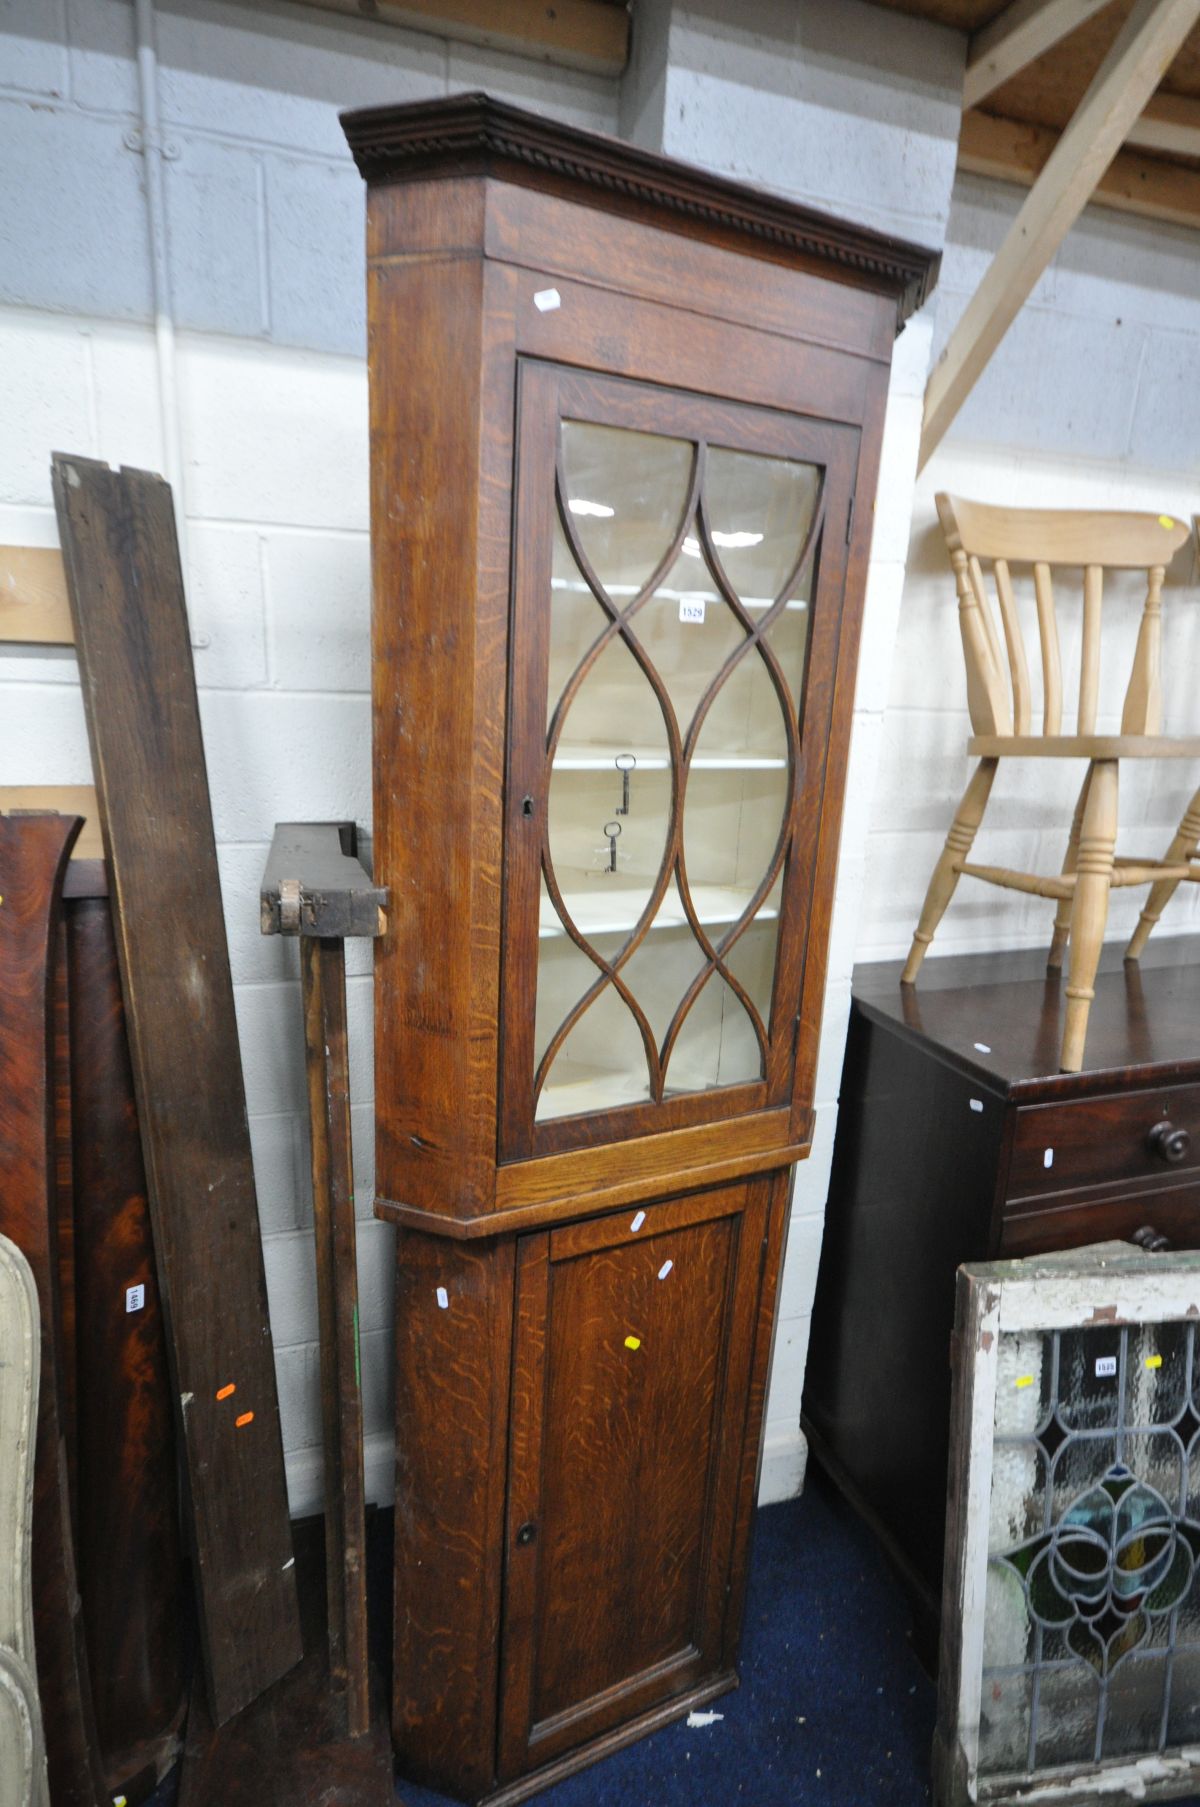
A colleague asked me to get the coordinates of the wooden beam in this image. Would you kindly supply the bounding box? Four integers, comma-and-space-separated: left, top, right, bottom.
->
0, 547, 72, 645
1128, 91, 1200, 157
282, 0, 629, 76
922, 0, 1200, 468
964, 0, 1115, 112
959, 108, 1200, 231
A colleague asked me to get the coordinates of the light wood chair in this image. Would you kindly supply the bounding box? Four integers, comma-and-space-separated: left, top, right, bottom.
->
901, 494, 1195, 1072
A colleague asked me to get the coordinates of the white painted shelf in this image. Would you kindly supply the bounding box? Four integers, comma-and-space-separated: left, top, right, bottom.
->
535, 1057, 723, 1120
552, 744, 786, 772
539, 883, 777, 940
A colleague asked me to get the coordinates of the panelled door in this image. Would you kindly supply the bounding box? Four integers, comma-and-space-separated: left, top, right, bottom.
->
497, 1179, 770, 1778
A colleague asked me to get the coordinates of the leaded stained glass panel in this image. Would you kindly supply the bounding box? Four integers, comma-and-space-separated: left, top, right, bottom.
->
980, 1320, 1200, 1778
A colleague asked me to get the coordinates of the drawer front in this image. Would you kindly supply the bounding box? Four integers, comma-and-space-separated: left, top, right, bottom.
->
1007, 1083, 1200, 1207
1000, 1186, 1200, 1258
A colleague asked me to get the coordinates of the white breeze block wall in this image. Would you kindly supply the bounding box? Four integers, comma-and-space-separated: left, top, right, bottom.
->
0, 0, 619, 1514
861, 179, 1200, 970
621, 0, 967, 1501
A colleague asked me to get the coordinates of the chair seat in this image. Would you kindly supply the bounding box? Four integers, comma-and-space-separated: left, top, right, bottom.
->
968, 735, 1200, 760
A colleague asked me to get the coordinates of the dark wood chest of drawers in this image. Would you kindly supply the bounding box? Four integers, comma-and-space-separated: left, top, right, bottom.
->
802, 939, 1200, 1653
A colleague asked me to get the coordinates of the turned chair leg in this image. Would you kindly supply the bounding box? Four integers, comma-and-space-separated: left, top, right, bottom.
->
1047, 768, 1092, 973
1125, 781, 1200, 962
902, 759, 998, 985
1061, 760, 1118, 1073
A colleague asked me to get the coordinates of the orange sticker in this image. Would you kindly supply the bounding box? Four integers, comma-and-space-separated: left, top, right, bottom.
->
235, 1411, 255, 1428
216, 1383, 236, 1401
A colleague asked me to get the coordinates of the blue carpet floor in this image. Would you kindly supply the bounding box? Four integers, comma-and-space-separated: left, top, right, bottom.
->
152, 1474, 1200, 1805
399, 1475, 936, 1807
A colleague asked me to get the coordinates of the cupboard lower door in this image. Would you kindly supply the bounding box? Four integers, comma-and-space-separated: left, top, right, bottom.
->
497, 1179, 770, 1781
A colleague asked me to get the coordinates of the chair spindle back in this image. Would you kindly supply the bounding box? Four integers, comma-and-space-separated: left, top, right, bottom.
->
935, 494, 1190, 741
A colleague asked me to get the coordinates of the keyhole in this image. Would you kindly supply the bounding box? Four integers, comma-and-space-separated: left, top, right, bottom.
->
522, 795, 534, 817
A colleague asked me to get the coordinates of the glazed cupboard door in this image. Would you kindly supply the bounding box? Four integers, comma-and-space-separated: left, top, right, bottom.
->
497, 1180, 769, 1779
501, 363, 859, 1160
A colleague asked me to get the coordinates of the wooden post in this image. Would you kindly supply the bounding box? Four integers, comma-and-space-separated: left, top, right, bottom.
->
300, 936, 369, 1737
261, 823, 389, 1740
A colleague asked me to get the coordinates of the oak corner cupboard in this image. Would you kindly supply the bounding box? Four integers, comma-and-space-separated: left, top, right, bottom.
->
342, 91, 939, 1804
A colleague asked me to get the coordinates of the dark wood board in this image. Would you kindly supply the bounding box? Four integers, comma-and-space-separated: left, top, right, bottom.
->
66, 895, 190, 1793
51, 454, 302, 1725
177, 1516, 393, 1807
0, 810, 107, 1807
300, 935, 370, 1737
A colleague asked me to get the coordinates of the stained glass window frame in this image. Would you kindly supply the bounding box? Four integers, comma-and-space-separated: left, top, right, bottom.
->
935, 1243, 1200, 1807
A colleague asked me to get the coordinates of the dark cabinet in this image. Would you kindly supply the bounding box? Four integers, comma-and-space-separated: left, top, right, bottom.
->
803, 940, 1200, 1656
342, 91, 939, 1801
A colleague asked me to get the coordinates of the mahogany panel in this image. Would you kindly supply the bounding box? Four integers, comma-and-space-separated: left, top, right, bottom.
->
1007, 1082, 1200, 1206
52, 455, 300, 1725
0, 810, 106, 1807
66, 897, 188, 1792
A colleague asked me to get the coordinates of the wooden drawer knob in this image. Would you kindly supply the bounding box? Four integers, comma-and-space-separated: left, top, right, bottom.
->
1130, 1224, 1171, 1252
1147, 1120, 1191, 1164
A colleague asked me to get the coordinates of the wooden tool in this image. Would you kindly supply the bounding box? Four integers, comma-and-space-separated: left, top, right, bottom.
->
176, 824, 392, 1807
261, 820, 388, 1737
51, 456, 302, 1726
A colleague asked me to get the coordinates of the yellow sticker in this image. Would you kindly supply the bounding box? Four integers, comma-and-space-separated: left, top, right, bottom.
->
624, 1335, 641, 1352
1160, 515, 1176, 530
1015, 1375, 1034, 1389
1146, 1354, 1163, 1369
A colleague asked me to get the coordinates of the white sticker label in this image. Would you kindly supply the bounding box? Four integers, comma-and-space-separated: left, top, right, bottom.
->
630, 1210, 646, 1232
969, 1098, 983, 1113
1044, 1148, 1054, 1169
679, 596, 706, 625
658, 1259, 673, 1281
1095, 1355, 1117, 1378
125, 1283, 145, 1314
436, 1286, 449, 1310
974, 1041, 991, 1054
533, 287, 561, 312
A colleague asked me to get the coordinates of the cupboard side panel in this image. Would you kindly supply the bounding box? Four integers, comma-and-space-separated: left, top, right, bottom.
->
722, 1167, 792, 1662
368, 247, 513, 1219
791, 353, 894, 1135
391, 1230, 515, 1796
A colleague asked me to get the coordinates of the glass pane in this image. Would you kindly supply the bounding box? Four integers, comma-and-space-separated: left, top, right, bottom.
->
560, 421, 692, 600
618, 881, 707, 1049
665, 971, 762, 1094
547, 515, 609, 734
636, 518, 747, 740
724, 899, 781, 1030
529, 413, 825, 1130
536, 981, 650, 1121
1058, 1327, 1123, 1431
704, 446, 820, 607
764, 550, 815, 735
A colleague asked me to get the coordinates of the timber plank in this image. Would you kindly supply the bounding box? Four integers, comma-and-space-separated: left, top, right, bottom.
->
51, 455, 302, 1726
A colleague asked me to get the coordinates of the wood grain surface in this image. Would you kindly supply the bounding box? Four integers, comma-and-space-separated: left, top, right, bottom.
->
0, 810, 106, 1807
52, 455, 301, 1726
66, 896, 189, 1793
